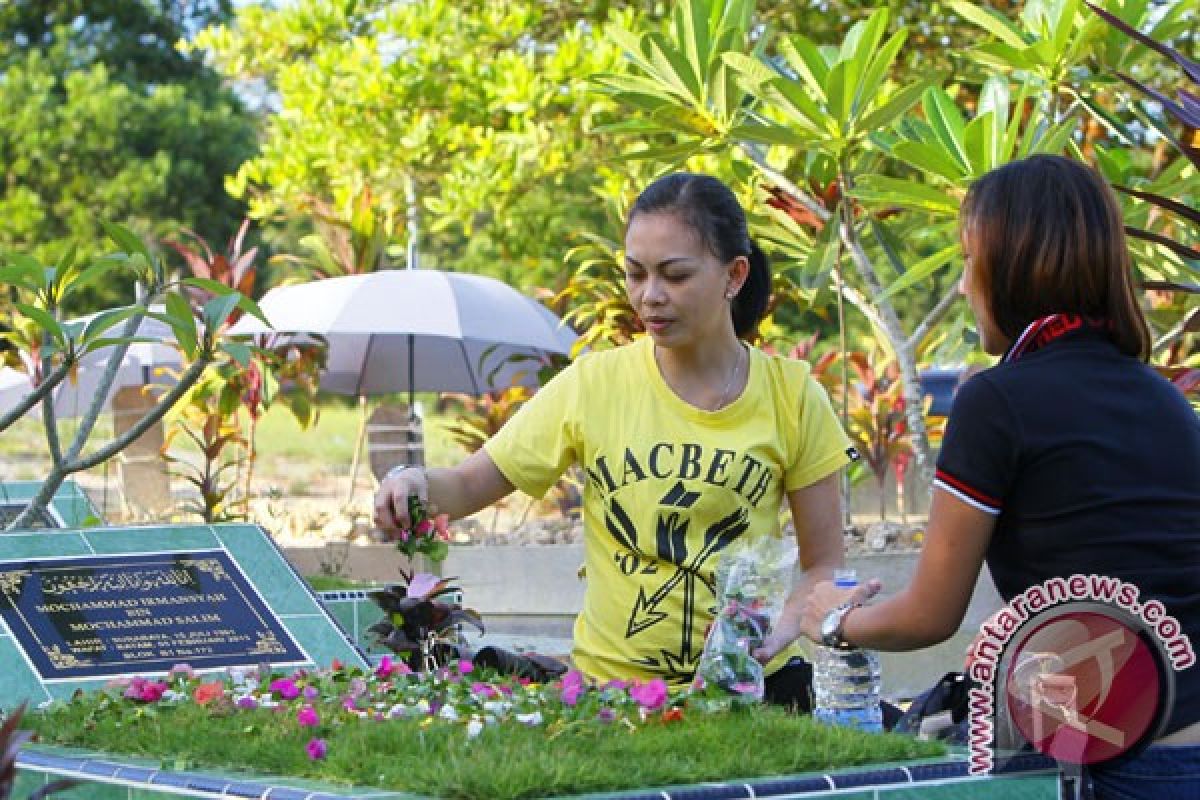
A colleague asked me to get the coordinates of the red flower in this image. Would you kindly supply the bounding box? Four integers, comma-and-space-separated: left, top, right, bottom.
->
193, 681, 224, 706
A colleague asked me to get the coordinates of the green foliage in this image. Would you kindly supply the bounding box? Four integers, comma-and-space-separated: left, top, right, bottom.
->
1, 223, 264, 529
0, 2, 256, 310
192, 0, 632, 291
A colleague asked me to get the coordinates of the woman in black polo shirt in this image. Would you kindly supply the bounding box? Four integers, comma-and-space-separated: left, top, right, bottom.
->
757, 155, 1200, 797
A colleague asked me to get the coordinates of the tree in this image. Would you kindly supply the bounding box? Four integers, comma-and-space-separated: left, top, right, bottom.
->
0, 0, 256, 309
594, 0, 1198, 481
191, 0, 633, 291
0, 224, 266, 530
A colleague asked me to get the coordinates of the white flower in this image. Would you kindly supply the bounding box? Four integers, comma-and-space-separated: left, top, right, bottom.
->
415, 699, 431, 715
439, 704, 459, 721
388, 703, 409, 718
161, 690, 187, 704
482, 700, 510, 715
515, 711, 543, 726
466, 717, 484, 739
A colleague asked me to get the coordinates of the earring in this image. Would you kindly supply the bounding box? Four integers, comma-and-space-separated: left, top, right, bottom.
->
725, 287, 737, 300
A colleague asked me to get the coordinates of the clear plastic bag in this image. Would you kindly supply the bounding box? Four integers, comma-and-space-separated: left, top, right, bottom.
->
696, 535, 798, 704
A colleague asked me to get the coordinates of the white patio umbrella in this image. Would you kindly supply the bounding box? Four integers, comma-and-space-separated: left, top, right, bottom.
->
0, 309, 181, 419
228, 269, 578, 404
229, 269, 578, 498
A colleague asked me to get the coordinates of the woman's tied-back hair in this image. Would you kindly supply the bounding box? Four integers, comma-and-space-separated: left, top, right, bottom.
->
630, 173, 771, 339
961, 155, 1151, 359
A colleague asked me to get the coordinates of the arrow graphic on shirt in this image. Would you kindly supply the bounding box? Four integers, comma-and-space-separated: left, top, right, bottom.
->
625, 504, 750, 659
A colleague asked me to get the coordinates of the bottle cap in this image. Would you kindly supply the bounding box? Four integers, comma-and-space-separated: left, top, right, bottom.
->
833, 568, 858, 588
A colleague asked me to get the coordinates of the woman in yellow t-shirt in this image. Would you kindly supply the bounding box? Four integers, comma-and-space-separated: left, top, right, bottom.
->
375, 173, 854, 707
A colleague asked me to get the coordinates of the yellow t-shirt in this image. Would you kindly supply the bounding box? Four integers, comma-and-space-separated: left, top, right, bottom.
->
485, 337, 852, 684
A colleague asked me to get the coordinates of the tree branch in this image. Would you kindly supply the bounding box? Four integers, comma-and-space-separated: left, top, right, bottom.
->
908, 286, 962, 353
0, 359, 73, 434
68, 355, 211, 473
836, 175, 935, 483
64, 309, 147, 462
739, 143, 832, 223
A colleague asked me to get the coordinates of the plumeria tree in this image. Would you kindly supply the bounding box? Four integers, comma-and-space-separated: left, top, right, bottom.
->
0, 225, 267, 529
593, 0, 1199, 481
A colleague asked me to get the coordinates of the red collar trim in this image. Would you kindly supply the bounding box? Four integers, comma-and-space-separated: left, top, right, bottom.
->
1002, 314, 1111, 363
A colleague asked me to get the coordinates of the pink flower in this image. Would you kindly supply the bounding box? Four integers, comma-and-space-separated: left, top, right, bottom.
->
457, 659, 474, 675
471, 682, 498, 699
602, 679, 629, 691
342, 696, 359, 711
305, 738, 327, 761
297, 705, 320, 727
270, 678, 299, 700
167, 664, 195, 681
407, 573, 441, 599
375, 655, 412, 679
124, 677, 168, 703
434, 514, 451, 540
560, 670, 586, 707
731, 681, 762, 699
415, 519, 433, 537
303, 686, 319, 701
597, 708, 617, 723
629, 679, 668, 711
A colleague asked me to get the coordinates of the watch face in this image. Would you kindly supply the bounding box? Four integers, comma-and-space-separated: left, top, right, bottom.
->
821, 605, 845, 644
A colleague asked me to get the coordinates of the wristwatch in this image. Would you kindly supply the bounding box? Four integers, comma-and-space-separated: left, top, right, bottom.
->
820, 602, 860, 649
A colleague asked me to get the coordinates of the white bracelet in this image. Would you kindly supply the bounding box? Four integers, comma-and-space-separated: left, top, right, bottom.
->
385, 464, 419, 483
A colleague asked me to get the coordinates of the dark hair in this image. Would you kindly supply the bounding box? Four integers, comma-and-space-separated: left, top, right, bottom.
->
961, 155, 1151, 359
629, 173, 770, 339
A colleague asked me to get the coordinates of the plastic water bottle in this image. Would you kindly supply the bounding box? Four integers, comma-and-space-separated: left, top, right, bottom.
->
812, 569, 883, 732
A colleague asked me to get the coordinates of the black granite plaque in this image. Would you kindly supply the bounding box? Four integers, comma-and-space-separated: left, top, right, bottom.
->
0, 550, 307, 679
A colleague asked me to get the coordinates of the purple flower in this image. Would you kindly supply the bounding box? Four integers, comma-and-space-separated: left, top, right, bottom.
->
597, 708, 617, 723
342, 695, 359, 711
303, 686, 319, 701
297, 705, 320, 727
471, 682, 498, 699
560, 670, 586, 707
305, 738, 327, 761
269, 678, 299, 700
629, 679, 668, 711
348, 677, 367, 698
236, 695, 259, 710
602, 679, 629, 691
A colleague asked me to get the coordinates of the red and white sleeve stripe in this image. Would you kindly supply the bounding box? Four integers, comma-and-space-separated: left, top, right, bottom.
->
934, 468, 1002, 515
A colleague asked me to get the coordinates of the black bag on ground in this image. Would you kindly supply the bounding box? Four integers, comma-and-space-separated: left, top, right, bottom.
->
472, 646, 569, 682
893, 671, 976, 744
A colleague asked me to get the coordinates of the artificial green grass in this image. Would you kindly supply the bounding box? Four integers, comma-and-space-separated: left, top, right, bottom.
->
25, 702, 943, 799
304, 574, 381, 591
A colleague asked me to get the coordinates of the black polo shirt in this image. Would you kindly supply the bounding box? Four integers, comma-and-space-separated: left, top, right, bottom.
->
936, 314, 1200, 734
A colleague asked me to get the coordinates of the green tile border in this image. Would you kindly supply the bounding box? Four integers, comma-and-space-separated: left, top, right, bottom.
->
18, 744, 1061, 799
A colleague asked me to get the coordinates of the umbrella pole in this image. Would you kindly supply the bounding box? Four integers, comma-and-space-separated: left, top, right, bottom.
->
346, 394, 369, 508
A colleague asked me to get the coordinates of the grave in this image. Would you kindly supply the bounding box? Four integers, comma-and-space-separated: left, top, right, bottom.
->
0, 479, 102, 529
0, 523, 367, 709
